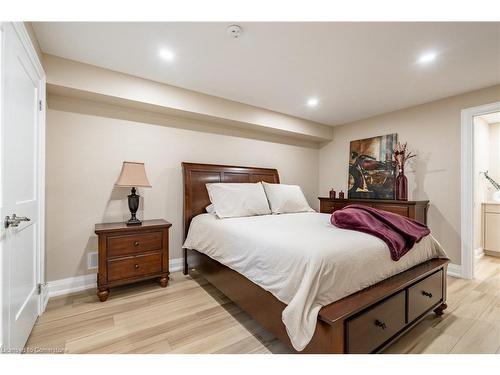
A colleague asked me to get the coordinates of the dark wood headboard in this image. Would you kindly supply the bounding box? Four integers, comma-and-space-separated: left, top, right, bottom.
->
182, 162, 280, 237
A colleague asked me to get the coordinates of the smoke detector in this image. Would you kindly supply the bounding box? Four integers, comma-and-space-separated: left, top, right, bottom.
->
226, 24, 243, 39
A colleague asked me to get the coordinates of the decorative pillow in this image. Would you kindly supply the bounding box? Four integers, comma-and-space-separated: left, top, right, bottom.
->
206, 204, 215, 214
206, 182, 271, 218
262, 182, 314, 214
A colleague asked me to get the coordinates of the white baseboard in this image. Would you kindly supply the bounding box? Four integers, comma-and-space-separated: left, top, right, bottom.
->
169, 257, 184, 272
41, 287, 50, 312
447, 263, 462, 278
47, 257, 184, 298
48, 273, 97, 298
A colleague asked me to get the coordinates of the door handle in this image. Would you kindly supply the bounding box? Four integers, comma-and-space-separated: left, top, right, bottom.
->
4, 214, 31, 228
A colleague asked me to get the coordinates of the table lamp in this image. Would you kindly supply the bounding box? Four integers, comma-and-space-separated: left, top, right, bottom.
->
115, 161, 152, 225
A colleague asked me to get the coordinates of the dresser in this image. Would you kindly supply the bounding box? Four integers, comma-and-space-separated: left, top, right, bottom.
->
483, 203, 500, 257
318, 198, 429, 224
95, 219, 172, 302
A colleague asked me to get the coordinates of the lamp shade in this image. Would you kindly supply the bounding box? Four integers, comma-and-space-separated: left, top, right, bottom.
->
115, 161, 152, 188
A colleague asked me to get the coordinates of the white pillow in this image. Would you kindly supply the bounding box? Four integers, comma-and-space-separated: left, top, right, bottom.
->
206, 182, 271, 218
262, 182, 314, 214
206, 204, 215, 214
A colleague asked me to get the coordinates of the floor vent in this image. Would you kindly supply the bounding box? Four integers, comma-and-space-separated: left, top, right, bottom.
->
88, 252, 98, 270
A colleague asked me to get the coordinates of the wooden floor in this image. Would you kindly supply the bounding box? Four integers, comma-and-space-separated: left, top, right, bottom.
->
26, 255, 500, 354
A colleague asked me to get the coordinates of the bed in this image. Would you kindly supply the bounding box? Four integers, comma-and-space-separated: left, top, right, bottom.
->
181, 162, 449, 354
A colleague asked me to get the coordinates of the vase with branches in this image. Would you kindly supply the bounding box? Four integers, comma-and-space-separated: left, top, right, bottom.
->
480, 171, 500, 202
393, 142, 416, 200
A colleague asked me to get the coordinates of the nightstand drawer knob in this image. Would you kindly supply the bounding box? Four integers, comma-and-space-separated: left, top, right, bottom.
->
374, 319, 387, 330
133, 241, 139, 247
134, 264, 139, 270
422, 290, 433, 298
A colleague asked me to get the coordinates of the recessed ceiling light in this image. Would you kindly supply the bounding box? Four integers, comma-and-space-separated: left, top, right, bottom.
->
307, 98, 319, 107
417, 52, 437, 64
227, 24, 243, 38
159, 48, 175, 62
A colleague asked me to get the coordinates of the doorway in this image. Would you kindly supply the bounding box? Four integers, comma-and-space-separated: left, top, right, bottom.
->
473, 111, 500, 275
461, 102, 500, 280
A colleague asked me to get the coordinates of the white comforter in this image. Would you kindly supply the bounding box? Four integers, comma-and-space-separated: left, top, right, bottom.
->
182, 212, 446, 351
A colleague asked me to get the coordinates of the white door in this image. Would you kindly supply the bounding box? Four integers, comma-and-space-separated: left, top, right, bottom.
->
1, 23, 45, 351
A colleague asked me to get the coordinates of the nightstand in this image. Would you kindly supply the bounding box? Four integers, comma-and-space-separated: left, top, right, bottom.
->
94, 219, 172, 302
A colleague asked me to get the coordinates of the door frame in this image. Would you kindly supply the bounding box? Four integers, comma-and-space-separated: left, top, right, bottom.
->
0, 22, 46, 348
460, 101, 500, 280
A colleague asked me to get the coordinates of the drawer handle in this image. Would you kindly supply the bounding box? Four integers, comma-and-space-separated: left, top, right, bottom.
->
134, 264, 139, 270
422, 291, 433, 298
374, 319, 387, 330
133, 241, 139, 247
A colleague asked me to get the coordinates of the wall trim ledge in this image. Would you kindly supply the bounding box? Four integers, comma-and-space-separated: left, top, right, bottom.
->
47, 257, 184, 298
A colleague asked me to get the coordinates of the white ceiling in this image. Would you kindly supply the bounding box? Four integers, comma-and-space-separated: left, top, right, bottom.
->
33, 22, 500, 126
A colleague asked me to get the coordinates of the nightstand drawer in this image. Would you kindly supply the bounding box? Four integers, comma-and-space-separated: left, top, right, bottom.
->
107, 231, 163, 258
107, 252, 162, 282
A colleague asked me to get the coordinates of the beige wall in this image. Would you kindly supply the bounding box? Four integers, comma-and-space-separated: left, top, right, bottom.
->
319, 84, 500, 265
46, 83, 500, 281
45, 108, 319, 281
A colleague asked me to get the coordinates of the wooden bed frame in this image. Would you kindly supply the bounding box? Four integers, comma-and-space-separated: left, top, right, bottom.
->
182, 162, 449, 354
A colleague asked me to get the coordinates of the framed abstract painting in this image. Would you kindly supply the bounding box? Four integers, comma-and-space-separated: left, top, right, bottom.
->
348, 133, 397, 199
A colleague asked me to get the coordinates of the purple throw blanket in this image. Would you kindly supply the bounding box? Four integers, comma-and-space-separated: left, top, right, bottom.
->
330, 204, 430, 261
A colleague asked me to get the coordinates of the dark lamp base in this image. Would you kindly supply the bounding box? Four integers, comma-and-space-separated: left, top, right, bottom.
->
126, 187, 142, 226
126, 218, 142, 226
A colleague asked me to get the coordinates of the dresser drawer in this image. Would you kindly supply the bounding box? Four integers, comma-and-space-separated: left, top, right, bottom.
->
320, 200, 373, 214
408, 270, 443, 322
483, 204, 500, 213
484, 212, 500, 251
107, 252, 162, 282
373, 203, 409, 218
107, 231, 163, 258
320, 200, 336, 213
347, 291, 406, 353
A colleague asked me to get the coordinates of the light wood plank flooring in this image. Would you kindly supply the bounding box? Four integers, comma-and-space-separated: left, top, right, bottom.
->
26, 255, 500, 354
